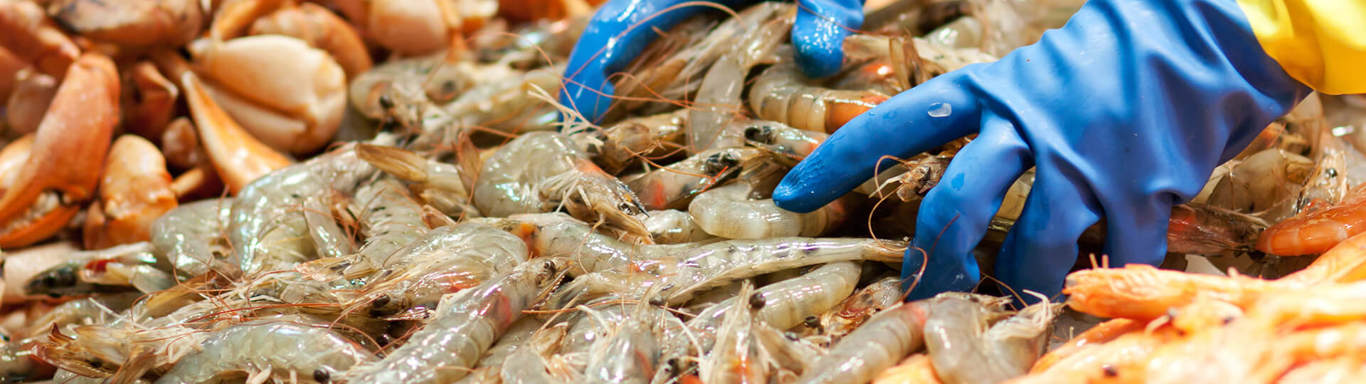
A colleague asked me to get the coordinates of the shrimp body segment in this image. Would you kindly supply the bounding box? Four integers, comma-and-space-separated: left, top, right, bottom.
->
475, 132, 649, 241
153, 318, 375, 384
344, 259, 560, 383
151, 199, 236, 279
796, 300, 931, 384
689, 183, 847, 239
749, 58, 888, 134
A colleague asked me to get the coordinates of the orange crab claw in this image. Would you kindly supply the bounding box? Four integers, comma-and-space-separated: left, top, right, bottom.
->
83, 135, 179, 249
0, 53, 120, 247
181, 71, 293, 194
0, 0, 80, 78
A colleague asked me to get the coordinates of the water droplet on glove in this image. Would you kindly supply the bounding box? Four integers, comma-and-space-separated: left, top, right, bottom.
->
928, 102, 952, 118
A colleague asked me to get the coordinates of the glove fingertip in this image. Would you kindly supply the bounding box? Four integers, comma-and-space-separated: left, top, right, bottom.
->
772, 176, 825, 213
791, 19, 848, 78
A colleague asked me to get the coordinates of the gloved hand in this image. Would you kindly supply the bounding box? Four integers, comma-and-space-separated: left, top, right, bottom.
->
558, 0, 863, 123
773, 0, 1309, 300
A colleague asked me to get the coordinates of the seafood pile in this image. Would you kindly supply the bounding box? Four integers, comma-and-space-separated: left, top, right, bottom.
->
4, 0, 1366, 383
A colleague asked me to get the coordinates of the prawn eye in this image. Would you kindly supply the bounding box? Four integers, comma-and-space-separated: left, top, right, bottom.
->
314, 368, 331, 383
50, 267, 77, 288
749, 293, 766, 309
743, 125, 772, 142
1101, 364, 1118, 377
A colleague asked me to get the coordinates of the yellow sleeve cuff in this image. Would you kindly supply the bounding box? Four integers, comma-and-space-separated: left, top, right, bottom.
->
1236, 0, 1366, 95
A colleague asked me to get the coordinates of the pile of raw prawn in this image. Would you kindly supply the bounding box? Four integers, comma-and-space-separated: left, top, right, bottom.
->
6, 0, 1366, 383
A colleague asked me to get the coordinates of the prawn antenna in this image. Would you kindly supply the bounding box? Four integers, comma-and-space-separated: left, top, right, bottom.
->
979, 274, 1025, 309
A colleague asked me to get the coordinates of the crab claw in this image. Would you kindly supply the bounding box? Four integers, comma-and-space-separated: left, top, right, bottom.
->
0, 0, 79, 78
181, 71, 294, 194
0, 53, 120, 247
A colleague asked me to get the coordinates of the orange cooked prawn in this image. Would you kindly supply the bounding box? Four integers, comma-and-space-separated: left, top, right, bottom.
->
1257, 184, 1366, 256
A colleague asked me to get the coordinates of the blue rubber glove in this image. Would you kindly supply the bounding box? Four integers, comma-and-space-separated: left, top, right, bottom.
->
772, 0, 1309, 300
558, 0, 863, 123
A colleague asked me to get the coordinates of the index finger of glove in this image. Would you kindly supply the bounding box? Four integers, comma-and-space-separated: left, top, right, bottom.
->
774, 73, 983, 213
792, 0, 863, 78
560, 0, 742, 123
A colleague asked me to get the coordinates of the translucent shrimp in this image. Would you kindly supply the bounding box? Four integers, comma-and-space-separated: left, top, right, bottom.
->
1294, 131, 1351, 211
655, 237, 902, 305
230, 146, 375, 275
303, 187, 356, 261
1206, 148, 1313, 218
24, 242, 172, 298
625, 147, 763, 210
357, 143, 480, 218
741, 120, 828, 164
688, 3, 792, 151
752, 320, 826, 377
474, 132, 650, 242
343, 258, 561, 383
688, 183, 849, 239
471, 16, 586, 68
150, 198, 236, 279
926, 294, 1060, 384
433, 63, 565, 135
584, 304, 661, 383
808, 276, 906, 343
26, 293, 140, 338
348, 52, 441, 119
348, 177, 429, 272
475, 212, 638, 276
458, 317, 547, 383
572, 109, 689, 175
643, 209, 714, 244
699, 283, 766, 384
748, 52, 889, 134
0, 342, 52, 383
0, 293, 137, 381
357, 222, 529, 315
751, 262, 863, 331
384, 60, 558, 142
796, 298, 936, 384
153, 317, 375, 384
611, 4, 774, 117
555, 237, 901, 307
499, 326, 567, 384
684, 262, 860, 354
557, 297, 632, 360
